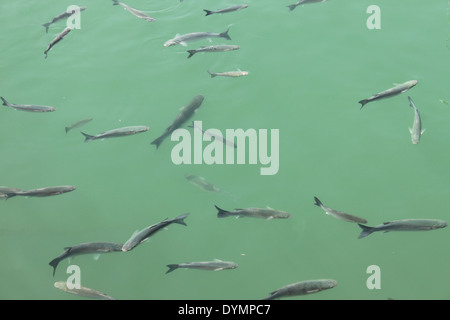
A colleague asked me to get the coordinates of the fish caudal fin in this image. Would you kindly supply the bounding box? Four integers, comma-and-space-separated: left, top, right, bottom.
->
203, 9, 213, 16
358, 224, 374, 239
220, 28, 231, 41
42, 23, 50, 33
166, 264, 179, 274
287, 5, 297, 11
1, 97, 9, 106
81, 132, 95, 142
207, 70, 217, 78
313, 196, 323, 207
187, 50, 196, 59
215, 205, 230, 218
174, 213, 189, 226
151, 135, 165, 148
49, 258, 60, 277
358, 99, 369, 109
112, 0, 119, 5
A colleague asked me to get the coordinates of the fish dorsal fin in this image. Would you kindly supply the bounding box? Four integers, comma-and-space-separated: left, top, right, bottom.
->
214, 259, 223, 262
266, 205, 274, 210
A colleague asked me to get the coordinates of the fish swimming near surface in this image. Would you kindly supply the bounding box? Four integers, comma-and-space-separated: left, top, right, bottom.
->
81, 125, 149, 142
43, 6, 86, 33
186, 44, 240, 58
207, 70, 248, 78
44, 26, 72, 59
215, 205, 291, 220
287, 0, 328, 11
203, 5, 249, 16
358, 80, 418, 109
184, 174, 222, 192
16, 185, 76, 197
112, 0, 155, 22
54, 281, 116, 300
151, 95, 204, 148
166, 259, 238, 273
407, 96, 424, 144
1, 97, 56, 112
122, 213, 189, 252
49, 242, 124, 276
263, 279, 338, 300
65, 118, 93, 134
314, 196, 367, 224
164, 28, 231, 47
357, 219, 448, 239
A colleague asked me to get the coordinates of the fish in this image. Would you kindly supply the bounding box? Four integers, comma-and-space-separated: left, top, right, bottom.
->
207, 70, 248, 78
263, 279, 338, 300
186, 44, 240, 58
440, 99, 449, 105
151, 95, 204, 148
166, 259, 238, 273
81, 125, 149, 142
112, 0, 155, 22
358, 80, 418, 109
164, 29, 231, 47
185, 174, 222, 192
188, 121, 236, 148
408, 96, 424, 144
122, 213, 189, 252
16, 185, 76, 197
314, 196, 367, 224
54, 281, 116, 300
203, 5, 249, 16
42, 6, 87, 33
49, 242, 124, 276
287, 0, 327, 11
0, 187, 23, 199
44, 26, 72, 59
1, 97, 56, 112
65, 118, 93, 134
215, 205, 291, 220
357, 219, 448, 239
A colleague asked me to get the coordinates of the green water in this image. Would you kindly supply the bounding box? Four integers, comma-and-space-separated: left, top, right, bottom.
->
0, 0, 449, 300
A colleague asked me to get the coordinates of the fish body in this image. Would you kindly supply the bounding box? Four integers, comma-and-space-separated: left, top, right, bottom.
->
164, 29, 231, 47
359, 80, 418, 109
166, 259, 238, 273
54, 281, 116, 300
185, 174, 221, 192
43, 6, 86, 33
263, 279, 337, 300
314, 197, 367, 224
151, 95, 204, 148
208, 70, 248, 78
358, 219, 448, 239
112, 0, 155, 21
49, 242, 123, 276
122, 213, 189, 252
65, 118, 93, 134
81, 125, 149, 142
287, 0, 327, 11
215, 205, 291, 220
408, 96, 424, 144
1, 97, 56, 112
17, 185, 76, 197
44, 26, 72, 59
204, 5, 249, 16
187, 44, 240, 58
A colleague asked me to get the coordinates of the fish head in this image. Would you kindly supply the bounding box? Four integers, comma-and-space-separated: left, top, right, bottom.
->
436, 221, 448, 229
407, 80, 418, 88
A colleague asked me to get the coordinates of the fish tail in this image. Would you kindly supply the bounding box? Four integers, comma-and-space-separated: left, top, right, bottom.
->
220, 28, 231, 41
112, 0, 119, 5
313, 196, 323, 207
65, 127, 70, 134
203, 9, 213, 16
287, 5, 297, 11
174, 213, 189, 226
358, 99, 369, 109
42, 23, 50, 33
49, 258, 59, 277
358, 224, 374, 239
166, 264, 179, 274
1, 97, 9, 106
207, 70, 217, 78
187, 50, 196, 59
215, 205, 230, 218
151, 135, 165, 148
81, 132, 95, 142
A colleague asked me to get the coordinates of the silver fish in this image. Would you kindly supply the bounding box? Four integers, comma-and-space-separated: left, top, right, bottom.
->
151, 95, 204, 148
1, 97, 56, 112
358, 219, 448, 239
112, 0, 155, 22
164, 29, 231, 47
16, 185, 76, 197
122, 213, 189, 252
65, 118, 93, 134
43, 6, 86, 33
49, 242, 123, 276
408, 96, 424, 144
263, 279, 338, 300
44, 26, 72, 59
185, 174, 222, 192
207, 70, 248, 78
203, 5, 249, 16
215, 205, 291, 220
188, 121, 236, 148
359, 80, 418, 109
166, 259, 238, 273
287, 0, 327, 11
54, 281, 116, 300
81, 125, 149, 142
314, 197, 367, 224
187, 44, 240, 58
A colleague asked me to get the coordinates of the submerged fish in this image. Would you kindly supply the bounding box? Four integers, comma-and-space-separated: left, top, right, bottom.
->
185, 174, 222, 192
188, 121, 236, 148
408, 96, 424, 144
358, 219, 448, 239
164, 29, 231, 47
207, 70, 248, 78
43, 6, 86, 33
166, 259, 238, 273
65, 118, 93, 134
187, 44, 240, 58
17, 185, 76, 197
1, 97, 56, 112
263, 279, 337, 300
44, 26, 72, 59
49, 242, 124, 276
314, 197, 367, 224
112, 0, 155, 22
54, 281, 116, 300
81, 125, 149, 142
287, 0, 327, 11
151, 95, 204, 148
122, 213, 189, 252
358, 80, 418, 109
203, 5, 249, 16
215, 205, 291, 220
